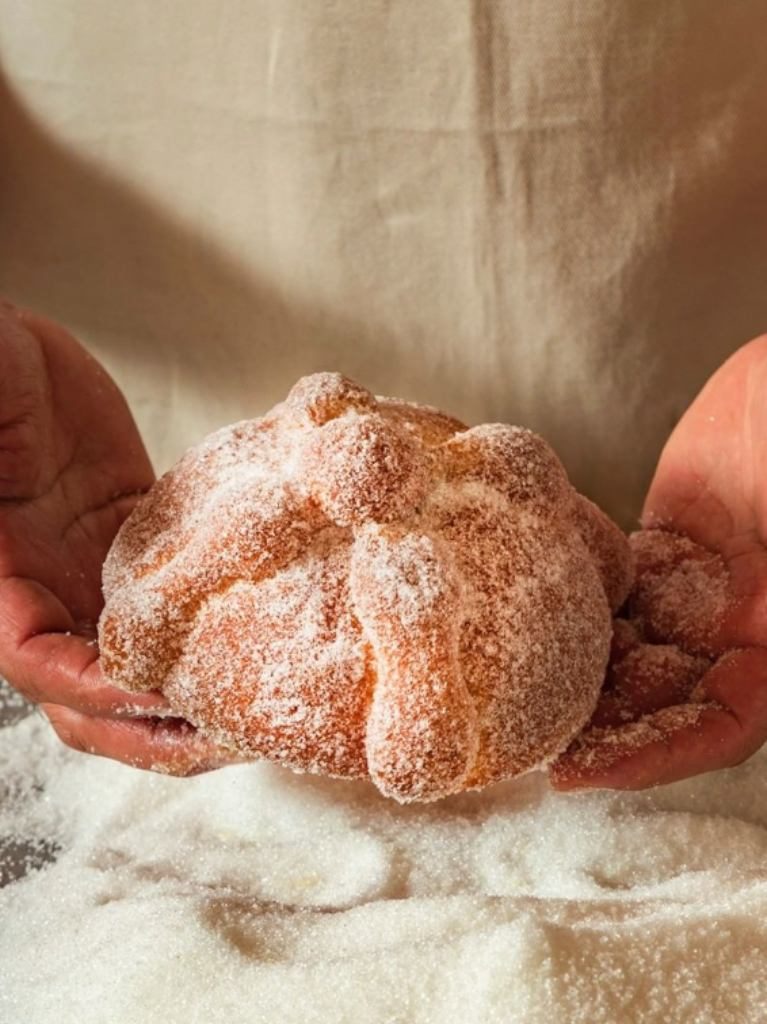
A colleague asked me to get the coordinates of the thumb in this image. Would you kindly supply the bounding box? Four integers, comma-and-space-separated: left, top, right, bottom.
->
0, 300, 51, 499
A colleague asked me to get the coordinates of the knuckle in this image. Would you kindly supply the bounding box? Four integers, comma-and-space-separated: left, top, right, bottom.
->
40, 704, 88, 754
0, 665, 44, 707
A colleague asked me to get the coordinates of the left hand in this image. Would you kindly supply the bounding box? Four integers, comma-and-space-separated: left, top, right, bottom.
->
551, 334, 767, 790
0, 302, 231, 774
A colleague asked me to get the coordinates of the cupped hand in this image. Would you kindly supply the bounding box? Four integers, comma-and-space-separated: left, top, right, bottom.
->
0, 301, 229, 773
552, 334, 767, 791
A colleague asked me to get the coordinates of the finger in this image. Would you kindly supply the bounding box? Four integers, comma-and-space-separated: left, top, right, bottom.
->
550, 648, 767, 791
0, 301, 50, 499
15, 306, 153, 480
0, 576, 169, 716
641, 334, 767, 549
40, 704, 240, 776
550, 704, 719, 790
693, 646, 767, 736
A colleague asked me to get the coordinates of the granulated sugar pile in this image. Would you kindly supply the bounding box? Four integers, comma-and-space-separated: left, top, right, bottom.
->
2, 680, 767, 1024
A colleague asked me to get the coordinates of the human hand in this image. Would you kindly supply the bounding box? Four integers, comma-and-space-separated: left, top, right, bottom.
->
551, 334, 767, 790
0, 302, 230, 773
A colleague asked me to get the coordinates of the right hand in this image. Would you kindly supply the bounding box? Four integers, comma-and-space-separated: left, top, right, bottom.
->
0, 301, 231, 774
551, 335, 767, 792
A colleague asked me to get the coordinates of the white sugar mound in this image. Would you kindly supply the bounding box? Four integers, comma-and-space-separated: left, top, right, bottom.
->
2, 683, 767, 1023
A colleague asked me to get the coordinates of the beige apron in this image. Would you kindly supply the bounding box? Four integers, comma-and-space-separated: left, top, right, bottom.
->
1, 1, 766, 528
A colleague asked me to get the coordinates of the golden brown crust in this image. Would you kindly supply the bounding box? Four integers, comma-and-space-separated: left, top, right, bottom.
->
99, 372, 633, 802
571, 495, 635, 612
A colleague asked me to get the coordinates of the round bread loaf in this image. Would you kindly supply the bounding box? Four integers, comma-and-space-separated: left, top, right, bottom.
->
99, 373, 633, 801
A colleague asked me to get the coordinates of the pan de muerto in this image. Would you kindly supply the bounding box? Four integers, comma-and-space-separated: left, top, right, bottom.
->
99, 373, 632, 801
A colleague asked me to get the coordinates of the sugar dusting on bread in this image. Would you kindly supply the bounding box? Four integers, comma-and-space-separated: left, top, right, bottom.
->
99, 373, 634, 801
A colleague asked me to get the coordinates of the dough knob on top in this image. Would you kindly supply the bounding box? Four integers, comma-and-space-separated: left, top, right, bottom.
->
286, 371, 376, 425
287, 372, 430, 527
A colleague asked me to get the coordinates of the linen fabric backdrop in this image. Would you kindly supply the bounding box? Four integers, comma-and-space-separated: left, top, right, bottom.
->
1, 1, 766, 527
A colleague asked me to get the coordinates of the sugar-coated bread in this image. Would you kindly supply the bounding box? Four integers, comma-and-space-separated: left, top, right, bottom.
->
99, 373, 633, 801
